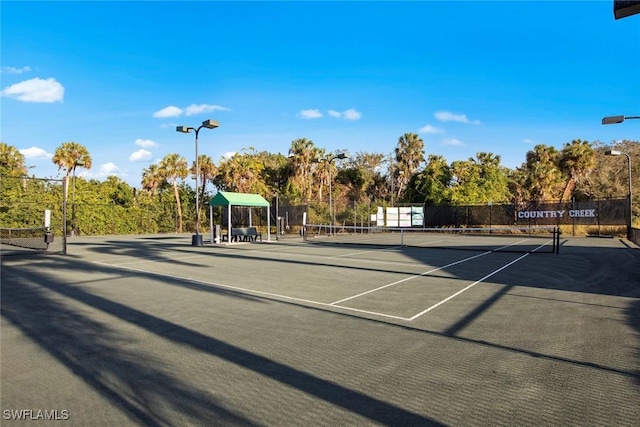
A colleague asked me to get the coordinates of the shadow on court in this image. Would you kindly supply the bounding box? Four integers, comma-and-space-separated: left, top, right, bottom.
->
71, 236, 640, 298
2, 235, 639, 424
1, 256, 443, 426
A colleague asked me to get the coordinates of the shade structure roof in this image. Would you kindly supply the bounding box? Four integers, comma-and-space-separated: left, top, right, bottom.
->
208, 191, 270, 207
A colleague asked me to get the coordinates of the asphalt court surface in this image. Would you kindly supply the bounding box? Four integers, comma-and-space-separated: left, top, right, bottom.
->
90, 237, 546, 322
2, 233, 639, 426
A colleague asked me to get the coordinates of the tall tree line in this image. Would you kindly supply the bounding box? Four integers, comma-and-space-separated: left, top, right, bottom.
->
1, 136, 638, 234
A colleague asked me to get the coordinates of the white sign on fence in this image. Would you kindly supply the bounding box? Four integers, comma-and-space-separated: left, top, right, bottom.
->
399, 207, 412, 227
386, 207, 399, 227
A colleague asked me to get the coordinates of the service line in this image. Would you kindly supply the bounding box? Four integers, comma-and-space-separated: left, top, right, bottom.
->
408, 253, 529, 321
329, 251, 493, 305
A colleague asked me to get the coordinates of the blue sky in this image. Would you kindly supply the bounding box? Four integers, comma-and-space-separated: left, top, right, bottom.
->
1, 1, 639, 187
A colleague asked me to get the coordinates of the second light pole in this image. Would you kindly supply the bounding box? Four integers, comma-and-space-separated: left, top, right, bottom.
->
325, 152, 348, 236
605, 150, 633, 238
70, 159, 85, 237
177, 119, 219, 246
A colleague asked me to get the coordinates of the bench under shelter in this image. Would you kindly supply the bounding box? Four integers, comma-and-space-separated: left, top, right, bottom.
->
208, 191, 271, 243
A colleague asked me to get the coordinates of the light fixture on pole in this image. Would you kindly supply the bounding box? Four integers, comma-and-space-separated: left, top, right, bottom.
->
605, 150, 633, 238
602, 115, 640, 125
176, 119, 219, 246
71, 159, 85, 237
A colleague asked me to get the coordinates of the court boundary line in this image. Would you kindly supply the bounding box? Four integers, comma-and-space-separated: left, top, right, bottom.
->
91, 238, 545, 322
92, 260, 413, 321
329, 238, 535, 306
408, 253, 529, 320
329, 251, 492, 305
407, 240, 551, 320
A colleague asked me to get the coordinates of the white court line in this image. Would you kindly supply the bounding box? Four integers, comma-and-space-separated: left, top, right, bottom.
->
408, 239, 551, 320
91, 237, 548, 323
329, 238, 535, 306
327, 240, 446, 259
408, 253, 529, 320
92, 260, 412, 321
327, 246, 402, 259
99, 254, 206, 266
329, 251, 492, 305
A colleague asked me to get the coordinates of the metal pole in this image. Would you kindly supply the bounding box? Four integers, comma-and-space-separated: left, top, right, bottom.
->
625, 153, 633, 238
62, 176, 68, 254
71, 166, 76, 237
391, 173, 394, 207
329, 166, 333, 236
195, 129, 200, 238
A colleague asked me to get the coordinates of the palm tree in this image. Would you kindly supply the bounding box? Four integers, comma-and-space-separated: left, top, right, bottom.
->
141, 163, 162, 194
312, 156, 330, 203
216, 149, 267, 194
558, 139, 596, 202
519, 144, 563, 202
394, 133, 425, 200
159, 153, 188, 233
0, 142, 28, 176
288, 138, 320, 202
52, 141, 92, 197
191, 154, 218, 222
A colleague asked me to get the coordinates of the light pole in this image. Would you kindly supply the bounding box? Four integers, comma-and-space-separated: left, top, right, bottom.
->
274, 193, 279, 240
176, 119, 219, 246
605, 150, 633, 238
602, 115, 640, 125
71, 159, 85, 237
602, 114, 637, 237
326, 153, 348, 235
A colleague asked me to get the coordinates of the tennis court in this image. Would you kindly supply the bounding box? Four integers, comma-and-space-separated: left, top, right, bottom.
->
2, 233, 639, 425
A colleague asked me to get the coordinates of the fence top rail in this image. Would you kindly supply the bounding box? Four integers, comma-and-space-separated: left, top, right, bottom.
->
0, 175, 64, 183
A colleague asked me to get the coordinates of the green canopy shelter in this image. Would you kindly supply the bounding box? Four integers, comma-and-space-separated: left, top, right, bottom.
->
208, 191, 271, 243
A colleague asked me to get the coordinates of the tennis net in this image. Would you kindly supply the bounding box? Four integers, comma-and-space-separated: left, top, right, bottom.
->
303, 224, 560, 254
0, 227, 50, 251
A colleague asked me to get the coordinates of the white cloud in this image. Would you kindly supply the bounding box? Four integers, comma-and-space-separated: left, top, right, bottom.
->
327, 108, 362, 121
419, 124, 444, 134
129, 149, 153, 162
434, 110, 481, 125
154, 103, 230, 118
184, 103, 230, 116
299, 109, 323, 119
1, 66, 31, 74
153, 106, 183, 118
99, 162, 124, 176
20, 146, 53, 159
135, 138, 157, 148
441, 138, 466, 147
222, 151, 236, 160
160, 122, 177, 129
1, 77, 64, 103
523, 138, 540, 145
343, 108, 361, 121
